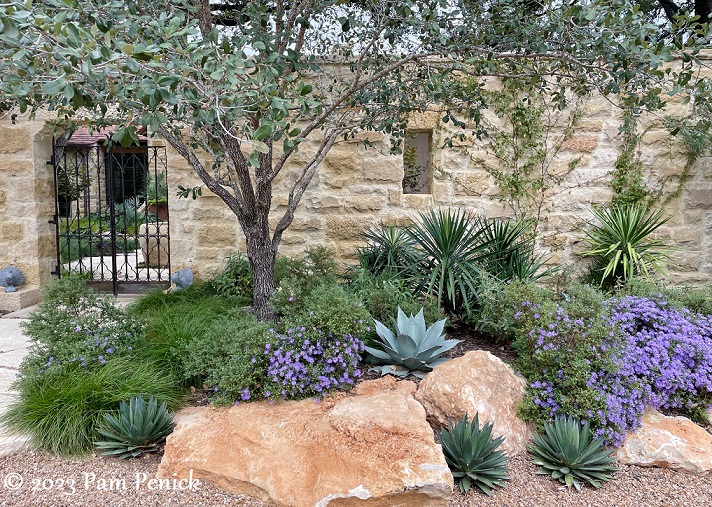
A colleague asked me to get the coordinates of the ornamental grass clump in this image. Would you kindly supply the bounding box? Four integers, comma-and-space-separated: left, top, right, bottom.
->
438, 413, 509, 495
529, 415, 617, 491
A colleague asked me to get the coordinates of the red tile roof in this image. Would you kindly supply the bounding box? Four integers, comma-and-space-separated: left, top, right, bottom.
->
67, 126, 148, 146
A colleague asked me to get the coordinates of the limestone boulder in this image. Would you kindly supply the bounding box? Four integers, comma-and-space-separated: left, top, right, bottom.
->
158, 377, 453, 507
415, 350, 533, 456
616, 408, 712, 474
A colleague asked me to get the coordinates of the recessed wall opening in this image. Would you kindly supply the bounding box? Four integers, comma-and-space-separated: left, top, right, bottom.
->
403, 130, 432, 194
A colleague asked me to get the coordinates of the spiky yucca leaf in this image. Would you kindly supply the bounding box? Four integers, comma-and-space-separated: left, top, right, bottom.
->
528, 415, 618, 491
439, 412, 509, 495
365, 306, 459, 378
94, 395, 175, 459
581, 205, 671, 286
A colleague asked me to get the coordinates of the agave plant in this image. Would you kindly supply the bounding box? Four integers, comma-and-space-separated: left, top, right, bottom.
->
529, 415, 618, 491
365, 306, 459, 378
581, 204, 671, 287
439, 412, 509, 495
94, 395, 175, 459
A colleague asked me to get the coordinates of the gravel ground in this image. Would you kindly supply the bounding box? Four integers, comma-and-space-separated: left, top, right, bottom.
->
2, 451, 711, 507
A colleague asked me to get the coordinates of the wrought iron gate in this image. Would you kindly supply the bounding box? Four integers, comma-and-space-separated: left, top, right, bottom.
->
50, 131, 171, 294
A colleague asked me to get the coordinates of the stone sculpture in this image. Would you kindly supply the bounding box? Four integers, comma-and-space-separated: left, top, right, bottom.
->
0, 266, 24, 293
171, 267, 194, 292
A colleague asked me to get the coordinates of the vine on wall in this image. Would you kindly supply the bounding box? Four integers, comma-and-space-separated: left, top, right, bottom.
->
470, 81, 585, 236
610, 106, 710, 209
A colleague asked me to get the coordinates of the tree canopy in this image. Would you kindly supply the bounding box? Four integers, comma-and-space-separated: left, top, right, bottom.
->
0, 0, 710, 317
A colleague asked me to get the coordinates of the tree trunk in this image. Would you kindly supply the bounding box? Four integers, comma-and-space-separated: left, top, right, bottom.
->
246, 233, 278, 321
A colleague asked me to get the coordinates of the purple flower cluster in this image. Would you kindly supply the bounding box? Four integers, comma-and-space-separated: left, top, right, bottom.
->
264, 326, 365, 399
598, 296, 712, 444
516, 294, 712, 447
515, 300, 614, 440
37, 323, 139, 375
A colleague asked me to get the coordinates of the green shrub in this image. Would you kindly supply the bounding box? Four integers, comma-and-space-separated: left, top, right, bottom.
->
471, 278, 553, 339
2, 359, 182, 456
270, 247, 340, 319
509, 284, 615, 431
346, 269, 441, 328
529, 415, 617, 491
22, 276, 135, 347
95, 395, 175, 459
263, 281, 372, 400
210, 251, 253, 302
439, 413, 509, 495
283, 283, 372, 339
620, 277, 712, 316
19, 277, 144, 379
181, 310, 270, 404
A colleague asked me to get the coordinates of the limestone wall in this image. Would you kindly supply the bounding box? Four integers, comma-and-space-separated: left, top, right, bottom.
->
168, 92, 712, 285
0, 118, 54, 287
1, 93, 711, 298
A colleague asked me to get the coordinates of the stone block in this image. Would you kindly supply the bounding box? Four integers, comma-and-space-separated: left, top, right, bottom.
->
402, 193, 434, 209
327, 216, 374, 241
616, 408, 712, 474
289, 217, 324, 232
158, 378, 453, 507
575, 118, 605, 133
196, 224, 237, 247
453, 172, 491, 196
344, 131, 385, 144
540, 233, 568, 249
0, 125, 33, 155
0, 223, 24, 241
304, 195, 343, 212
560, 135, 599, 153
324, 146, 361, 174
686, 186, 712, 209
388, 188, 403, 206
191, 206, 230, 220
415, 351, 533, 457
343, 195, 385, 213
0, 284, 41, 312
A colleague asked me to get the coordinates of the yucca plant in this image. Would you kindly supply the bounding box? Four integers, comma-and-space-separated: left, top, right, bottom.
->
405, 208, 490, 316
365, 306, 460, 378
581, 204, 671, 287
94, 395, 175, 459
478, 217, 552, 283
356, 223, 417, 276
529, 415, 618, 491
439, 412, 509, 495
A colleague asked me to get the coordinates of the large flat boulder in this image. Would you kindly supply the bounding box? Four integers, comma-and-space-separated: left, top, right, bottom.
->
415, 350, 533, 456
616, 408, 712, 474
158, 378, 453, 506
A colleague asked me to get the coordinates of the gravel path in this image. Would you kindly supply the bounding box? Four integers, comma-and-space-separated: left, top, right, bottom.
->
2, 451, 711, 507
